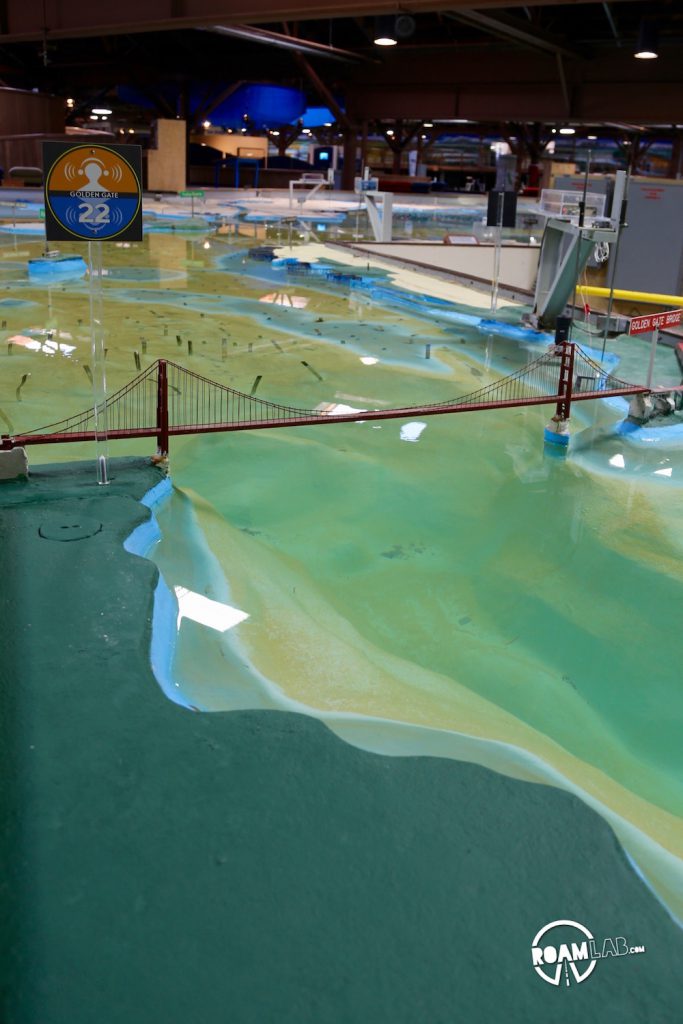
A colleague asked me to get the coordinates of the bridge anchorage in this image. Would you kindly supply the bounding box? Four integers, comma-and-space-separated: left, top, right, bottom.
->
0, 335, 649, 465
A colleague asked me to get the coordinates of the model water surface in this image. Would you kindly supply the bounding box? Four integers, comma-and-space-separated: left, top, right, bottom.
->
1, 221, 682, 920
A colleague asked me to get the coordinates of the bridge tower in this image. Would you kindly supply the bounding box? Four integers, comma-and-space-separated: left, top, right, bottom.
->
156, 359, 169, 459
544, 317, 574, 450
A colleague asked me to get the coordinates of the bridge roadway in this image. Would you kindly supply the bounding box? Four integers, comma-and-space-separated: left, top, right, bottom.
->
4, 387, 648, 449
1, 343, 650, 452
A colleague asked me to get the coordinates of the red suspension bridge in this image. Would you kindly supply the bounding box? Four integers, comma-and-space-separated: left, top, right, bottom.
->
1, 341, 649, 455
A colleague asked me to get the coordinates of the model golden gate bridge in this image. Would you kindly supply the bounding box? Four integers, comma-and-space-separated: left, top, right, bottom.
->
0, 340, 649, 456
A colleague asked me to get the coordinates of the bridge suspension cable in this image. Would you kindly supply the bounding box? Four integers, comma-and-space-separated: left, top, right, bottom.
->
1, 342, 648, 452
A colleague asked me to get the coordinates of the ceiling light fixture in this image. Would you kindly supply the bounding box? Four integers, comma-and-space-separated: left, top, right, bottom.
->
92, 107, 112, 116
374, 16, 397, 46
559, 127, 576, 135
634, 19, 659, 59
587, 134, 598, 140
423, 121, 433, 128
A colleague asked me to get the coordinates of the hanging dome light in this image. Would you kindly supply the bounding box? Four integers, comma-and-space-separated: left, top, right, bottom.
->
634, 19, 659, 59
374, 16, 397, 46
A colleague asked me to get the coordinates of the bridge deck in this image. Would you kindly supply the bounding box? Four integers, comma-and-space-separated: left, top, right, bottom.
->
5, 384, 647, 448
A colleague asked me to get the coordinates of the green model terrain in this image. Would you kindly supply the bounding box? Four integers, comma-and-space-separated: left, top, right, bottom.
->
1, 457, 681, 1024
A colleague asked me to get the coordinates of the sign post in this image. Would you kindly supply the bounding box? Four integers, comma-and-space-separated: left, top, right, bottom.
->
179, 189, 204, 217
628, 308, 682, 389
43, 142, 143, 483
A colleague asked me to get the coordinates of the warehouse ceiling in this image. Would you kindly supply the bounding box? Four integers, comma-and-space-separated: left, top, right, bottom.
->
0, 1, 681, 128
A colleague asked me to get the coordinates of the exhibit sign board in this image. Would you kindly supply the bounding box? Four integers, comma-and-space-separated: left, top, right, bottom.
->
627, 308, 682, 390
42, 142, 143, 243
628, 309, 682, 336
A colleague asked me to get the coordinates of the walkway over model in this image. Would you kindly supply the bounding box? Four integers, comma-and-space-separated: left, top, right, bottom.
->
1, 341, 649, 455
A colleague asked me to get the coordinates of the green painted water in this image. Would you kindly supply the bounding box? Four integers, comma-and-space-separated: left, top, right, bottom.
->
160, 396, 683, 812
2, 221, 682, 916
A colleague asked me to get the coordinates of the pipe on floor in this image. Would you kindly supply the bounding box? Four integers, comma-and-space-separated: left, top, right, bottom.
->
579, 285, 683, 306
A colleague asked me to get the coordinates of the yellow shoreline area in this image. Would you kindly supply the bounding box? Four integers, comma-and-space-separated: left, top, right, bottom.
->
178, 486, 683, 923
273, 242, 524, 311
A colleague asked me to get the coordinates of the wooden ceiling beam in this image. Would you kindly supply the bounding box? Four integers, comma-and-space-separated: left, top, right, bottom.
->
0, 0, 645, 43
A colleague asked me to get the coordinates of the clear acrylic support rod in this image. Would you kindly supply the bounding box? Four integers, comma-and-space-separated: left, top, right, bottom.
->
87, 240, 109, 485
490, 191, 504, 313
646, 329, 658, 390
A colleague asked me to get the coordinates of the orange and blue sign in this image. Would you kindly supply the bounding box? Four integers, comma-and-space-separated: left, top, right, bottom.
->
43, 142, 142, 242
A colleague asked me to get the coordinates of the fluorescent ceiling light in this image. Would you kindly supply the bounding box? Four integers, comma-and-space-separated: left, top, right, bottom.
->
315, 402, 366, 417
559, 127, 576, 135
174, 586, 250, 633
400, 421, 427, 443
259, 292, 309, 308
92, 107, 112, 115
